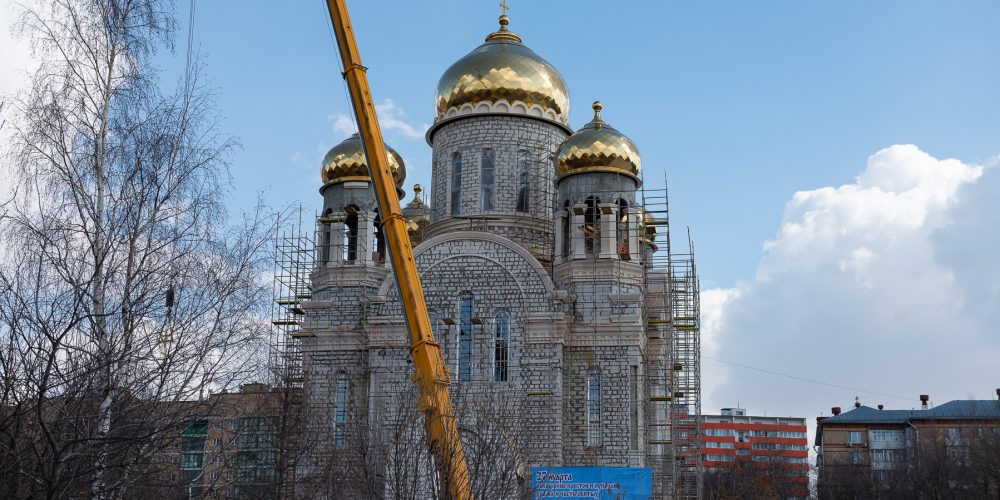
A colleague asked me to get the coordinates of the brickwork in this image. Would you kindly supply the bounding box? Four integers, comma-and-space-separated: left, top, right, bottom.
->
425, 114, 567, 267
557, 172, 639, 208
562, 346, 646, 467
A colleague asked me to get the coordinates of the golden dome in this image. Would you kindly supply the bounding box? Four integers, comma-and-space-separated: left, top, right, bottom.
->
555, 101, 641, 181
401, 184, 431, 246
435, 15, 570, 124
320, 133, 406, 190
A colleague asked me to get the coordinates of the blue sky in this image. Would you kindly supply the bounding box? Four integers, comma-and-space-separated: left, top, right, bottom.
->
4, 1, 1000, 426
157, 1, 1000, 421
159, 1, 1000, 292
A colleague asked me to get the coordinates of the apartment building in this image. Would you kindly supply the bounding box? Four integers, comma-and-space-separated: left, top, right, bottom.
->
151, 383, 301, 499
700, 408, 809, 499
816, 392, 1000, 499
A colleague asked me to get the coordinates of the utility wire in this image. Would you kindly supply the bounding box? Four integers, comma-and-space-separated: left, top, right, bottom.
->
183, 0, 197, 102
703, 355, 912, 401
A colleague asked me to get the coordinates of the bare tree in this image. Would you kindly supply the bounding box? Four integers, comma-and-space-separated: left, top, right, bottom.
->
0, 1, 272, 498
703, 456, 807, 500
288, 380, 532, 499
905, 427, 1000, 500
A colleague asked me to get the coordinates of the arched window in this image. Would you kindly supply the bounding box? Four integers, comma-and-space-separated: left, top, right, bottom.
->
617, 199, 630, 260
516, 150, 531, 213
481, 148, 495, 210
562, 200, 571, 258
493, 311, 509, 382
584, 197, 600, 255
334, 371, 349, 448
587, 368, 602, 447
344, 206, 359, 262
458, 292, 474, 382
451, 152, 462, 216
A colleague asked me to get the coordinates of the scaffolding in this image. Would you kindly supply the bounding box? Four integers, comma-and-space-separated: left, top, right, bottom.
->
670, 231, 702, 499
640, 177, 702, 500
269, 207, 313, 388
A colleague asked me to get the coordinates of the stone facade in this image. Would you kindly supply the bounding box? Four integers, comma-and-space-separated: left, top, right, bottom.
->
426, 114, 568, 269
290, 115, 676, 496
294, 20, 689, 497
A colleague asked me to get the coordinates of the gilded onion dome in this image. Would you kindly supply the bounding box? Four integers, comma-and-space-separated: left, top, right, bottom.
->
434, 15, 570, 125
320, 133, 406, 192
401, 184, 431, 246
555, 101, 641, 181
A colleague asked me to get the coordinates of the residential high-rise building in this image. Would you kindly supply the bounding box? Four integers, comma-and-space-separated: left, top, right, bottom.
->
699, 408, 809, 499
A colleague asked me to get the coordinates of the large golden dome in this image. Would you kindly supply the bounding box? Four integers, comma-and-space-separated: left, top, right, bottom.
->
434, 15, 570, 125
555, 102, 641, 181
320, 133, 406, 190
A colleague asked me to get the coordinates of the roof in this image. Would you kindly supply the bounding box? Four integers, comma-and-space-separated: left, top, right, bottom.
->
820, 400, 1000, 426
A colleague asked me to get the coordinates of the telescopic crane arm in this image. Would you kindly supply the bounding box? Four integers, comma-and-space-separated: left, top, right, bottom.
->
324, 1, 473, 498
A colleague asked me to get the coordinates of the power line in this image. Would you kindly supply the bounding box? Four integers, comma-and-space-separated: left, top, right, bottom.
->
183, 0, 197, 100
703, 355, 912, 401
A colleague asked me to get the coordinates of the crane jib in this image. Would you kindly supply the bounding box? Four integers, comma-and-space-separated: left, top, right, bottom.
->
324, 1, 475, 498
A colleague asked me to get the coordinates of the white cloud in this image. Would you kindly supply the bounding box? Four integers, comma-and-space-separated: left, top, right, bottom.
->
375, 98, 428, 139
0, 1, 35, 207
0, 1, 33, 99
328, 98, 428, 140
331, 113, 357, 138
702, 145, 1000, 431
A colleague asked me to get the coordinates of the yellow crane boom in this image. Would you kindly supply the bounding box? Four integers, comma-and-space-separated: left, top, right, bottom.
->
324, 1, 473, 498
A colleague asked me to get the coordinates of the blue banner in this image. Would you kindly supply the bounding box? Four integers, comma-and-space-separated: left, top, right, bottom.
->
531, 467, 653, 499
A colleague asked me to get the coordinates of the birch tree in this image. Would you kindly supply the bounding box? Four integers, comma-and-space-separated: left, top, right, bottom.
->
0, 1, 272, 498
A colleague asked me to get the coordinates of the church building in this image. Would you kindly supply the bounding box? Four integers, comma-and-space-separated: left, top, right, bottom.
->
278, 13, 702, 499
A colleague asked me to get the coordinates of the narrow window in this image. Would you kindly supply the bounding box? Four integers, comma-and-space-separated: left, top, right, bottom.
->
630, 365, 638, 449
334, 371, 349, 448
344, 207, 359, 262
561, 200, 571, 258
494, 311, 509, 382
617, 199, 630, 260
451, 152, 462, 216
481, 148, 495, 210
516, 150, 530, 213
458, 292, 473, 382
373, 210, 385, 262
587, 368, 602, 446
584, 197, 600, 255
320, 208, 333, 264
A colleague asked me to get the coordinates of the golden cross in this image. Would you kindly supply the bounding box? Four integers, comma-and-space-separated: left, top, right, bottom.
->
499, 0, 510, 16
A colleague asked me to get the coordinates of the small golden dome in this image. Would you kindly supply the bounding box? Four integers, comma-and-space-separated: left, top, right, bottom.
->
435, 16, 570, 123
320, 133, 406, 190
555, 101, 641, 181
402, 184, 431, 246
